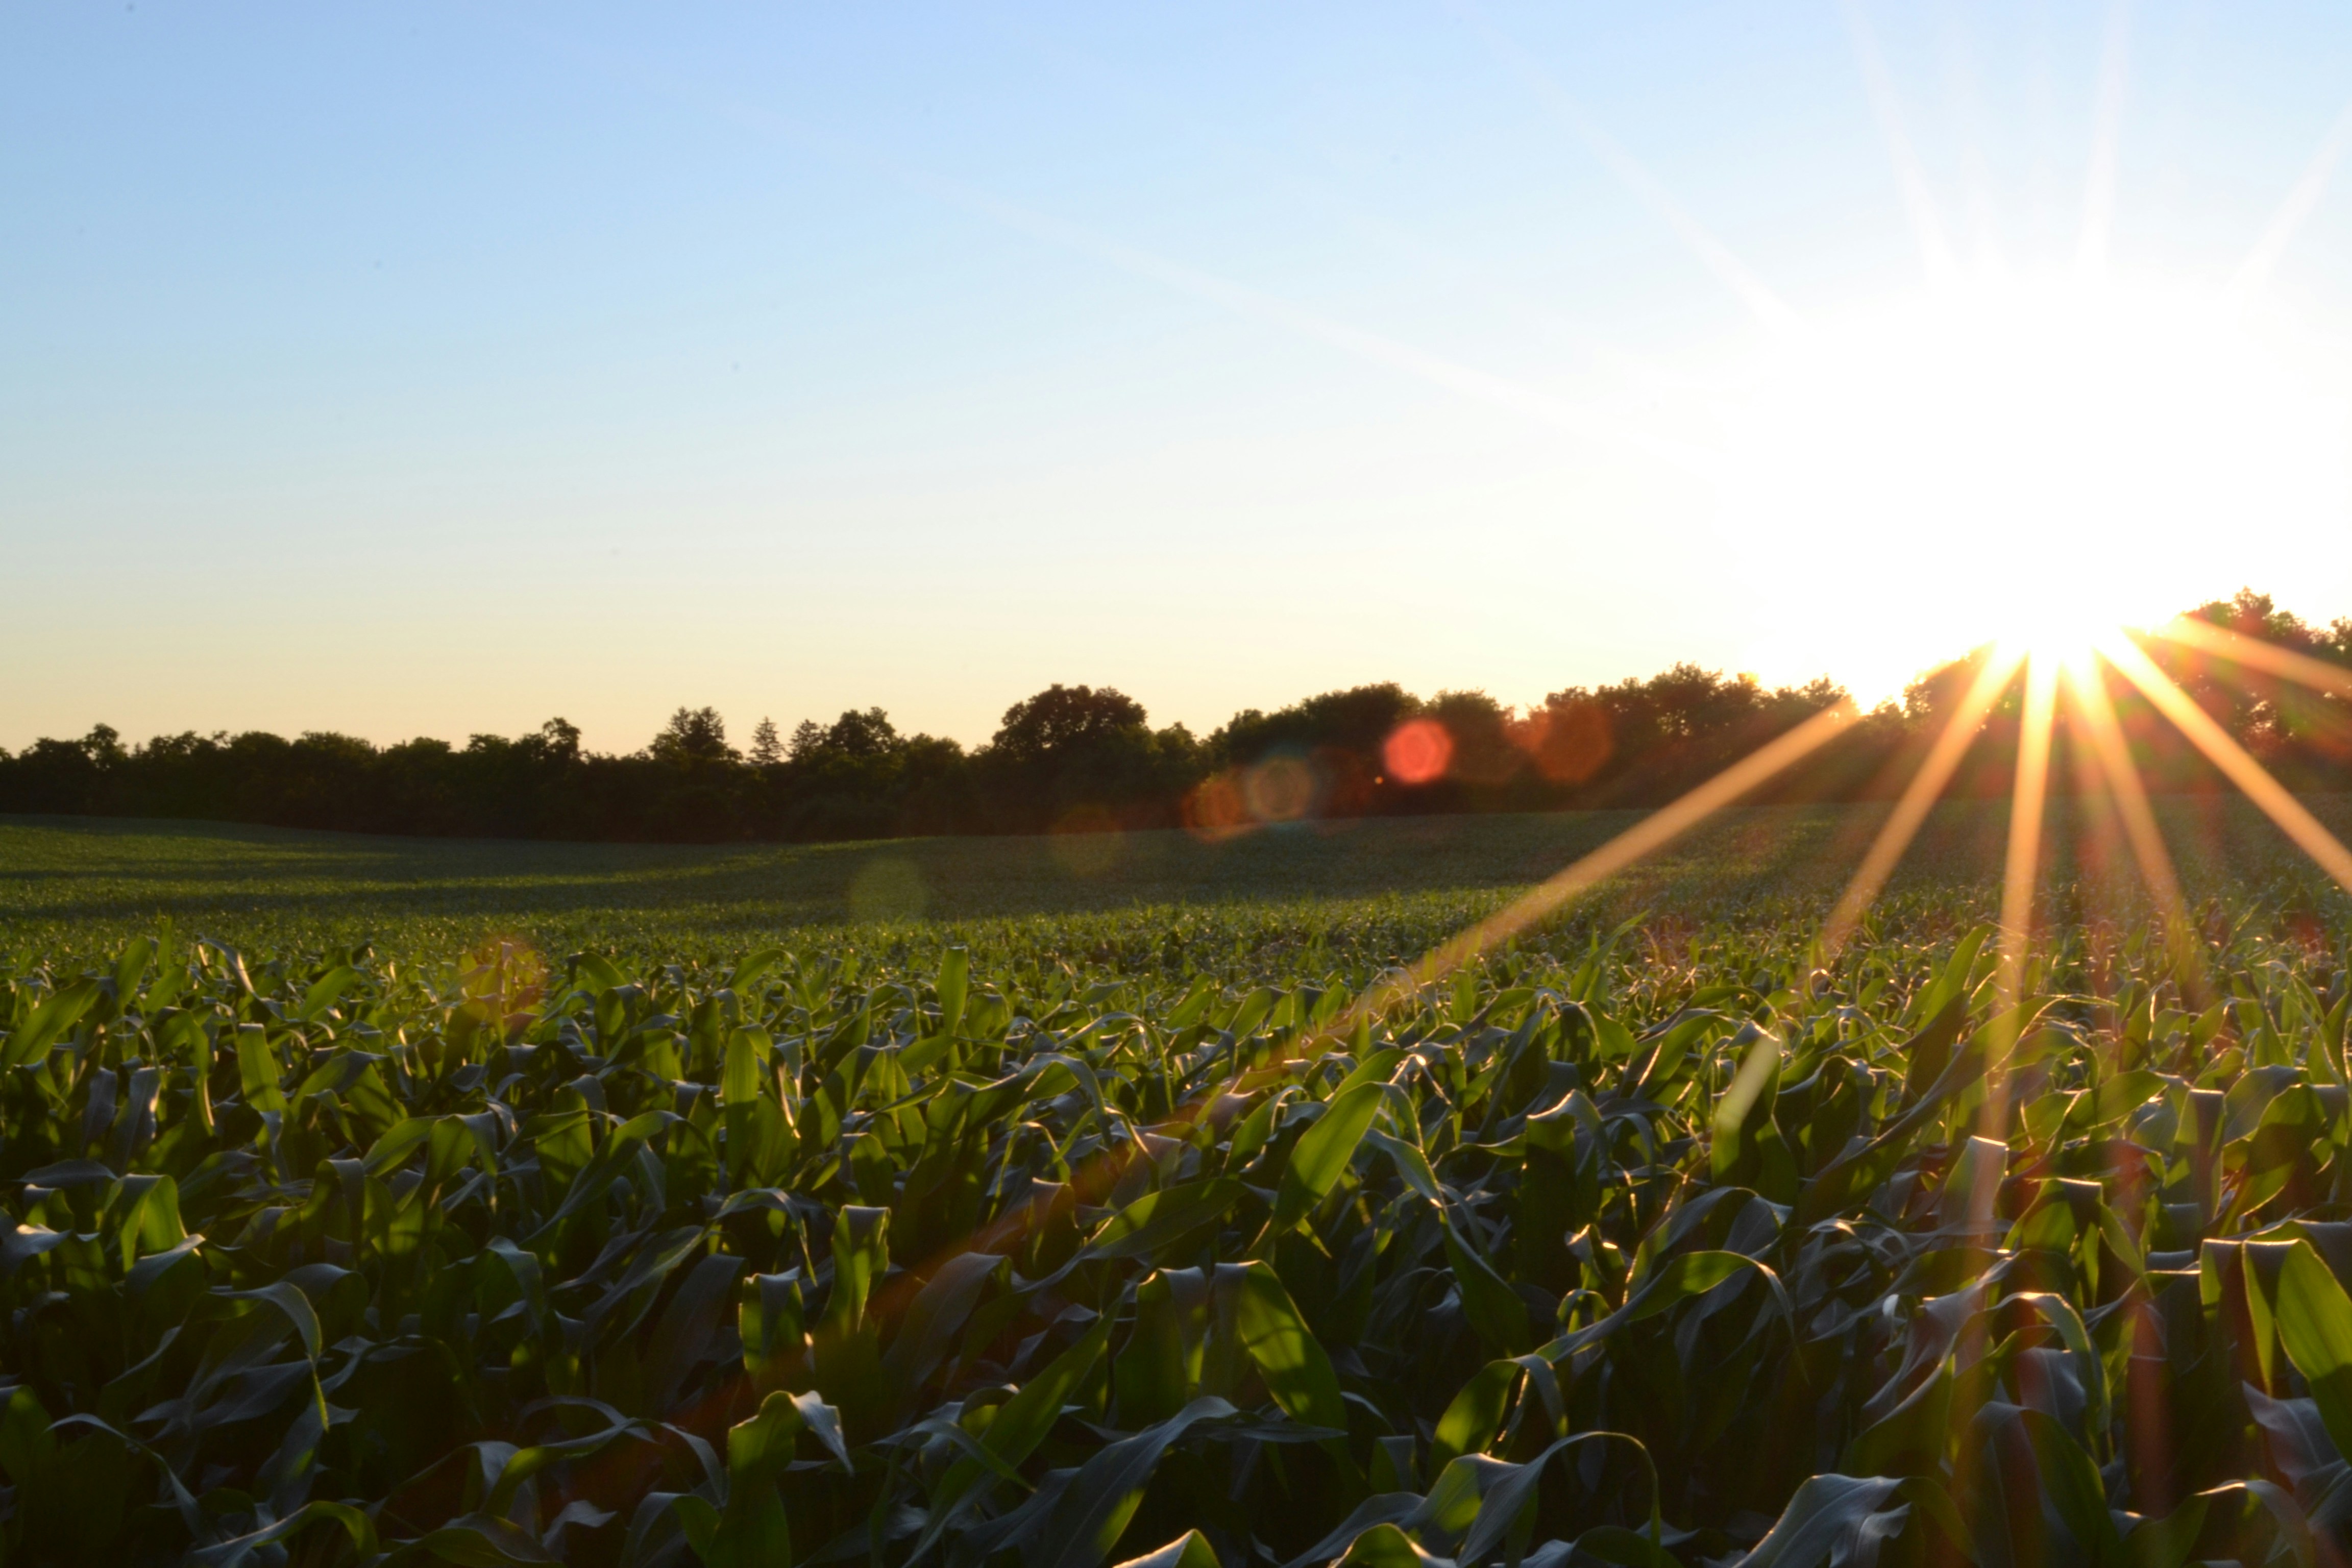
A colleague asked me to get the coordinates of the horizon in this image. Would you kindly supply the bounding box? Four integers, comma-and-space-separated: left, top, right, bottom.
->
10, 4, 2352, 753
10, 582, 2341, 759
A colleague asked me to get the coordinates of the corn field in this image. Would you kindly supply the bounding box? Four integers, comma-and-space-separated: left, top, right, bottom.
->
4, 906, 2351, 1567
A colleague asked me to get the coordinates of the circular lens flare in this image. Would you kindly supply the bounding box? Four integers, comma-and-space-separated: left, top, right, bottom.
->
1383, 719, 1453, 785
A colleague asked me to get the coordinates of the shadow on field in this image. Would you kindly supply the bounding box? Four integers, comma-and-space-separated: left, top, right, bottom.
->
5, 794, 2343, 951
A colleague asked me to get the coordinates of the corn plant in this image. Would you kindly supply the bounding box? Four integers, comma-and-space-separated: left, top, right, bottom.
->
1, 905, 2349, 1567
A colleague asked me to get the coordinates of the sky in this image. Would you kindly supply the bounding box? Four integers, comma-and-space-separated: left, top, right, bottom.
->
8, 2, 2352, 755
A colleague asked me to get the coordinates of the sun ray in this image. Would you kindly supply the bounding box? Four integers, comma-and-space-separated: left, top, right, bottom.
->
1565, 121, 1808, 341
846, 700, 1862, 1325
1840, 0, 1960, 285
2000, 656, 2062, 973
1452, 0, 1805, 340
1293, 700, 1859, 1074
853, 169, 1719, 470
2074, 0, 2133, 280
2064, 652, 2210, 1003
1820, 645, 2025, 956
2225, 99, 2352, 314
2146, 615, 2352, 700
2099, 632, 2352, 894
2064, 710, 2134, 926
1975, 652, 2061, 1161
981, 12, 1612, 352
1932, 1, 2008, 273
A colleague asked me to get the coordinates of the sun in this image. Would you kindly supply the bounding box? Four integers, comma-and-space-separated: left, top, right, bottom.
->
1710, 273, 2348, 700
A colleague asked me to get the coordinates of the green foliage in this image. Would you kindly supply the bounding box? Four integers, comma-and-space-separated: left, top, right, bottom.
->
4, 851, 2352, 1565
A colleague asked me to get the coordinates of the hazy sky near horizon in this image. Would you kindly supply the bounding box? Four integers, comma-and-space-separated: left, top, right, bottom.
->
9, 2, 2352, 755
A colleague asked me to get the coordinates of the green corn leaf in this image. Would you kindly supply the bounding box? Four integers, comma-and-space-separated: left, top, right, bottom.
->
110, 938, 153, 1012
937, 946, 971, 1036
1024, 1398, 1237, 1568
1738, 1474, 1913, 1568
235, 1025, 287, 1114
1710, 1026, 1783, 1183
917, 1310, 1115, 1556
295, 965, 358, 1024
5, 978, 100, 1068
1333, 1523, 1447, 1568
1112, 1530, 1221, 1568
707, 1390, 801, 1568
1268, 1081, 1387, 1239
1442, 1221, 1533, 1354
1088, 1177, 1246, 1262
1229, 1261, 1350, 1438
2265, 1239, 2352, 1461
1429, 1359, 1518, 1471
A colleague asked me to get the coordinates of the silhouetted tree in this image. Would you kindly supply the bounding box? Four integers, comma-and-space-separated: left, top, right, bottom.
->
989, 685, 1147, 764
984, 684, 1194, 833
1209, 684, 1420, 769
749, 718, 783, 767
650, 707, 735, 766
537, 718, 582, 764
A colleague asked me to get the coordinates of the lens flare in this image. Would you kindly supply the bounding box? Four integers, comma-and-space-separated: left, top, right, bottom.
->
1180, 771, 1252, 842
1383, 719, 1453, 785
1240, 755, 1317, 823
1514, 699, 1614, 783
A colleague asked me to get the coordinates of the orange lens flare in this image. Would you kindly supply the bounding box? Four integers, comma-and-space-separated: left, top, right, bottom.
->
1512, 699, 1614, 783
1180, 772, 1252, 842
1241, 755, 1318, 822
1382, 718, 1453, 785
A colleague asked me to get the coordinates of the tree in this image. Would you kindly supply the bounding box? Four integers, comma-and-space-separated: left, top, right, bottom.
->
1208, 683, 1420, 768
650, 706, 736, 766
749, 718, 783, 767
1423, 690, 1518, 785
537, 718, 581, 764
2173, 589, 2342, 767
981, 684, 1192, 834
989, 684, 1149, 764
2190, 587, 2318, 647
786, 709, 902, 763
823, 707, 900, 759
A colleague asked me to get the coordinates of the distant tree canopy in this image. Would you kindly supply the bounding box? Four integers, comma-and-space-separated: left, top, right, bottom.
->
5, 590, 2347, 844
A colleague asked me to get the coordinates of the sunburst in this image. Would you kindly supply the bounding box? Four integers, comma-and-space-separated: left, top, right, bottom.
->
783, 0, 2352, 1321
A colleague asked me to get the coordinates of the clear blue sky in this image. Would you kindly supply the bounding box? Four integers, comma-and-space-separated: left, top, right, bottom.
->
8, 2, 2352, 754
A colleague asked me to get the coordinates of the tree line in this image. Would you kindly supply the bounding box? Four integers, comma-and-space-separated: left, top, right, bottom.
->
4, 591, 2346, 844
